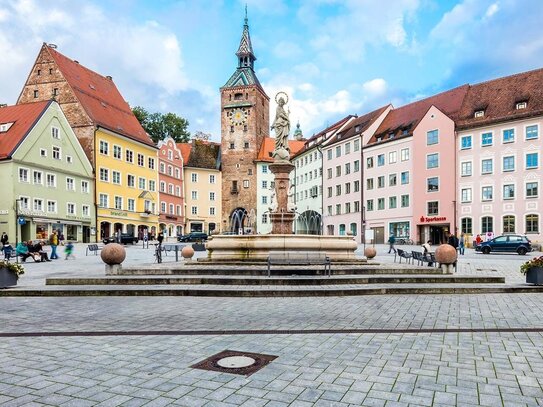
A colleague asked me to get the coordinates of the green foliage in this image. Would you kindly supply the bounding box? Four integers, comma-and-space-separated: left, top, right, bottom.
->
520, 255, 543, 274
132, 106, 190, 143
0, 259, 24, 279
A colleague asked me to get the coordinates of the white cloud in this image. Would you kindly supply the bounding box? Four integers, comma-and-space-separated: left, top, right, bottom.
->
484, 2, 499, 18
273, 41, 303, 59
362, 78, 388, 96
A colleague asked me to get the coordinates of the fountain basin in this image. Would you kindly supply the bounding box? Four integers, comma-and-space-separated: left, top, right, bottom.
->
205, 234, 358, 261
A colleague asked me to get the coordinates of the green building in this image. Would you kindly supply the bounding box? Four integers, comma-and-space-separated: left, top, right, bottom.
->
0, 100, 95, 243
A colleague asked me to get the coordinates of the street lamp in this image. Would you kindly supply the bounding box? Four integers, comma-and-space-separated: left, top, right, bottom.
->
14, 198, 21, 263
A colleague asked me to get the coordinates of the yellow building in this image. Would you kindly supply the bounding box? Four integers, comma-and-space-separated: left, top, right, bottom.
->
18, 44, 159, 240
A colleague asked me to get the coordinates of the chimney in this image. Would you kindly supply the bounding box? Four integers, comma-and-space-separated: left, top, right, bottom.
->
106, 75, 112, 80
0, 104, 7, 108
74, 60, 79, 64
47, 43, 57, 49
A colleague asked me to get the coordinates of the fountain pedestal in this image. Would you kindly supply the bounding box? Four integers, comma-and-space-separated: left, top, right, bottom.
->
269, 160, 295, 234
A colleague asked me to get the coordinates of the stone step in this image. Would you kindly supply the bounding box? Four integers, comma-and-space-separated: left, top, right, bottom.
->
46, 275, 505, 286
1, 283, 541, 297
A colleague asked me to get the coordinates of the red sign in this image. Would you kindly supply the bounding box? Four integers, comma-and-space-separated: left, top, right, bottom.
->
419, 216, 447, 223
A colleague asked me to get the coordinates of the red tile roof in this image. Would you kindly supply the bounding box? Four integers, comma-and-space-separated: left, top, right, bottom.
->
369, 85, 469, 144
456, 67, 543, 130
46, 46, 155, 147
327, 105, 390, 145
177, 143, 192, 165
0, 101, 50, 160
257, 137, 305, 162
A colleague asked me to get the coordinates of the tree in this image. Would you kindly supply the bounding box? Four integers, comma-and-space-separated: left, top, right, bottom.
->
132, 106, 190, 143
193, 131, 212, 142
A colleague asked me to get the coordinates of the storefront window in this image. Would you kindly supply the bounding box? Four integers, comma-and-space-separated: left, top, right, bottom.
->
389, 222, 410, 238
35, 223, 47, 240
67, 225, 77, 241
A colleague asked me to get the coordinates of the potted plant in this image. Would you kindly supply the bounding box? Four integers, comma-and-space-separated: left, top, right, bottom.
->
520, 255, 543, 285
0, 260, 25, 288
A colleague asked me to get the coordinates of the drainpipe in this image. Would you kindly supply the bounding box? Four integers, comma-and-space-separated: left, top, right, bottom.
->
316, 144, 324, 235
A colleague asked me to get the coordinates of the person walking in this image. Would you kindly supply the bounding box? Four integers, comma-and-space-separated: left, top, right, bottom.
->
64, 241, 75, 260
1, 232, 8, 246
157, 232, 164, 246
447, 232, 459, 249
459, 234, 465, 255
387, 234, 396, 254
49, 230, 59, 259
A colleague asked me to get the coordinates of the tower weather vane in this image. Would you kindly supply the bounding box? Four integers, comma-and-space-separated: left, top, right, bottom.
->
271, 91, 291, 161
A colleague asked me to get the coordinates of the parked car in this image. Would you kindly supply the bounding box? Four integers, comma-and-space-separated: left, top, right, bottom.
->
475, 234, 532, 255
103, 234, 139, 245
177, 232, 208, 242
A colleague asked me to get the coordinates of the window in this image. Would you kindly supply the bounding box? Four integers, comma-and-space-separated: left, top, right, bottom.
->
127, 175, 135, 188
137, 154, 144, 166
516, 102, 527, 110
378, 176, 385, 188
345, 143, 351, 154
175, 168, 180, 179
526, 182, 538, 198
367, 157, 374, 168
126, 149, 133, 163
113, 145, 122, 159
209, 174, 216, 184
461, 135, 472, 149
191, 173, 198, 182
66, 156, 73, 164
327, 206, 332, 216
345, 202, 351, 213
354, 201, 360, 212
427, 201, 438, 215
66, 177, 74, 191
33, 171, 42, 185
327, 168, 332, 179
243, 180, 249, 188
159, 162, 165, 173
47, 200, 56, 213
481, 159, 493, 174
336, 146, 341, 157
354, 160, 360, 172
209, 207, 216, 216
401, 148, 409, 161
345, 182, 351, 194
262, 213, 268, 224
335, 204, 341, 215
191, 191, 198, 200
46, 174, 56, 187
168, 184, 173, 194
167, 165, 173, 176
526, 214, 539, 234
461, 218, 472, 234
389, 196, 397, 209
503, 215, 515, 233
175, 186, 180, 196
401, 172, 409, 185
112, 171, 121, 185
481, 132, 493, 146
526, 125, 538, 140
33, 199, 43, 211
354, 139, 360, 151
427, 129, 438, 145
426, 153, 439, 169
336, 185, 342, 196
148, 157, 155, 170
354, 181, 360, 192
33, 90, 38, 98
367, 199, 374, 211
389, 151, 397, 163
19, 168, 29, 182
461, 188, 472, 203
126, 199, 134, 212
51, 127, 60, 139
366, 178, 374, 190
389, 174, 397, 187
335, 165, 341, 177
169, 203, 175, 214
427, 177, 439, 192
482, 186, 493, 201
327, 150, 332, 160
138, 177, 145, 189
503, 184, 515, 200
191, 206, 198, 215
503, 128, 515, 143
99, 168, 109, 182
377, 198, 385, 210
503, 156, 515, 172
261, 195, 267, 204
113, 196, 122, 210
99, 194, 108, 208
52, 146, 61, 160
401, 195, 409, 208
160, 202, 166, 213
481, 216, 493, 233
149, 180, 155, 192
40, 148, 47, 157
345, 163, 351, 175
377, 154, 385, 166
461, 161, 472, 176
261, 165, 268, 174
99, 140, 108, 155
526, 152, 538, 169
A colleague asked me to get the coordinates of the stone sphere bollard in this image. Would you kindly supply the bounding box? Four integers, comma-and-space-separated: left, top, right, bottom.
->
101, 243, 126, 275
181, 245, 195, 260
435, 244, 457, 274
364, 246, 376, 259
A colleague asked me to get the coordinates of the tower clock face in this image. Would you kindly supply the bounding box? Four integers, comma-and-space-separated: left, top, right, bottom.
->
229, 108, 248, 125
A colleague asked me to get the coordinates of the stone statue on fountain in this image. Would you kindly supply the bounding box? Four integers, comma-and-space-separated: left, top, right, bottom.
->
271, 92, 291, 162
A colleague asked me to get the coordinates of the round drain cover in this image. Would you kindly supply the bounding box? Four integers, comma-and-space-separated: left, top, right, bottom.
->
217, 356, 256, 369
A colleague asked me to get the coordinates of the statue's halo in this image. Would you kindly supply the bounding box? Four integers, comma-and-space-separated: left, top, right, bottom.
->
275, 91, 289, 105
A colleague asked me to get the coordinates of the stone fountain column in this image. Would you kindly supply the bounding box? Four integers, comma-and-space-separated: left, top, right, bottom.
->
269, 161, 295, 234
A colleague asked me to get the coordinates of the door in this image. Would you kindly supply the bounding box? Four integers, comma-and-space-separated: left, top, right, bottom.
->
373, 227, 384, 244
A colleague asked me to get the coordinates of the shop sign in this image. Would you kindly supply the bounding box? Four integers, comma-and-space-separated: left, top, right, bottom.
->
19, 209, 46, 217
110, 211, 128, 217
165, 215, 178, 221
419, 216, 447, 223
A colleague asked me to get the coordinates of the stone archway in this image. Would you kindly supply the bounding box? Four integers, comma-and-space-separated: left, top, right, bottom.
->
296, 210, 322, 235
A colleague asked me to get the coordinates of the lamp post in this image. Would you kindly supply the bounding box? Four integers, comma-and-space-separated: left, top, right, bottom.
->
14, 198, 21, 263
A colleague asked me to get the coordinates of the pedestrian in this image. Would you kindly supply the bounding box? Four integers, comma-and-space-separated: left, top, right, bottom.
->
157, 232, 164, 245
475, 234, 482, 247
49, 229, 59, 259
387, 234, 396, 254
59, 232, 65, 246
459, 234, 465, 255
64, 241, 75, 260
447, 232, 459, 249
1, 232, 8, 246
30, 241, 51, 262
1, 243, 13, 260
422, 240, 433, 266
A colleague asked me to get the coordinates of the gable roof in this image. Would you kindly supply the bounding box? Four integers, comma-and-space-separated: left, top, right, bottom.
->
369, 85, 469, 145
177, 143, 192, 165
327, 105, 390, 146
177, 140, 221, 170
456, 67, 543, 130
0, 101, 50, 160
256, 137, 305, 162
45, 45, 155, 147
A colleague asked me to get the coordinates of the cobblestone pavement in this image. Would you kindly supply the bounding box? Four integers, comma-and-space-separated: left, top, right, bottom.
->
1, 244, 543, 406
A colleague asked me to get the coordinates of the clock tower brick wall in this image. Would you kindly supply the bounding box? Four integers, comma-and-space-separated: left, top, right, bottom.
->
220, 85, 269, 229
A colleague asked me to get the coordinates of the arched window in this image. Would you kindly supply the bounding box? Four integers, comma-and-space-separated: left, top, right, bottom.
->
350, 223, 357, 236
526, 214, 539, 234
503, 215, 515, 234
461, 218, 472, 234
481, 216, 493, 234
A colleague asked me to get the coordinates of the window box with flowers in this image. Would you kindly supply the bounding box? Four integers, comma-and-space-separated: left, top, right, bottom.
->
0, 260, 25, 288
520, 255, 543, 285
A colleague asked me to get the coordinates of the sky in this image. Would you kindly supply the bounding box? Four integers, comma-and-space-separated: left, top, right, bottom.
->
1, 0, 542, 140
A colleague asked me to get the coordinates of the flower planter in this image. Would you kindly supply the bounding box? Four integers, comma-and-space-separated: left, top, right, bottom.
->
526, 267, 543, 285
0, 267, 18, 288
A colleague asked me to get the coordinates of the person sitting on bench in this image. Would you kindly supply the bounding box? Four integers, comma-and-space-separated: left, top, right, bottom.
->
30, 241, 51, 262
16, 241, 32, 262
422, 240, 434, 266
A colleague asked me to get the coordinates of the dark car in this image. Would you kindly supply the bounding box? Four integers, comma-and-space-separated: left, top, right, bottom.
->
475, 234, 531, 255
177, 232, 208, 242
103, 233, 139, 245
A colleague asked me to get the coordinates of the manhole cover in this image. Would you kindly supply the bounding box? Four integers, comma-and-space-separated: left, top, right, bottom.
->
191, 350, 277, 376
217, 356, 256, 368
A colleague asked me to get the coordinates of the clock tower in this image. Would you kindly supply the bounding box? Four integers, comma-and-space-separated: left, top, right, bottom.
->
220, 12, 269, 232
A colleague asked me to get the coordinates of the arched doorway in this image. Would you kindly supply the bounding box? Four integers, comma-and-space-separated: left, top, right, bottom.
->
100, 221, 111, 239
296, 211, 321, 235
126, 224, 136, 237
230, 207, 248, 234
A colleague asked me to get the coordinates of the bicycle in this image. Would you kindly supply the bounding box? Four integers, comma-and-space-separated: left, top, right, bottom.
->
154, 243, 162, 264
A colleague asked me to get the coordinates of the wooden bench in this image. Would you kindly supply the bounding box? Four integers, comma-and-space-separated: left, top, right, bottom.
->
86, 244, 102, 256
267, 252, 331, 277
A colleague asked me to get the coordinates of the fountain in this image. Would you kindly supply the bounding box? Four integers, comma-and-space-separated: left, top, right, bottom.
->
205, 92, 358, 262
